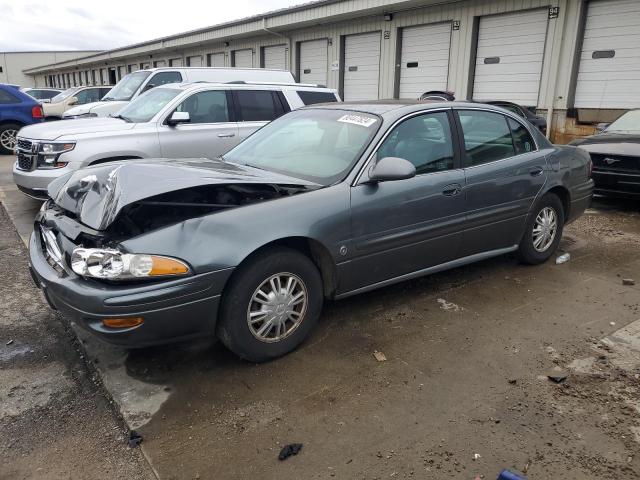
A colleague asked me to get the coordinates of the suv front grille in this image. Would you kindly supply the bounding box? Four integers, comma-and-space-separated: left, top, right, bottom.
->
15, 137, 37, 172
16, 138, 32, 150
591, 153, 640, 173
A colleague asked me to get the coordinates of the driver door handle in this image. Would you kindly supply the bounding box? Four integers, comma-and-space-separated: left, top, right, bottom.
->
530, 166, 544, 176
442, 183, 462, 196
217, 133, 235, 138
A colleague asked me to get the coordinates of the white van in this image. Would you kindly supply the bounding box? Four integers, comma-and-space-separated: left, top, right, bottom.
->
62, 67, 296, 119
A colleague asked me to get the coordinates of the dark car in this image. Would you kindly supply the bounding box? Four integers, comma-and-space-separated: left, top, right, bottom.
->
29, 102, 593, 362
484, 101, 547, 135
0, 84, 45, 154
570, 110, 640, 198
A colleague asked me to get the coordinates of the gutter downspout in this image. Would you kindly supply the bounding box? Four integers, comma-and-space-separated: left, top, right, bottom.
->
261, 18, 291, 71
546, 0, 569, 140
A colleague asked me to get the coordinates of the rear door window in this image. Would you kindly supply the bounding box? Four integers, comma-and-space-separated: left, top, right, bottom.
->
296, 90, 338, 106
457, 110, 515, 167
508, 118, 536, 155
233, 90, 285, 121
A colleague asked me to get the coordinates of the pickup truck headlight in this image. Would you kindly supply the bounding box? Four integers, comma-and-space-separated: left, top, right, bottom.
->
37, 142, 75, 169
70, 248, 190, 280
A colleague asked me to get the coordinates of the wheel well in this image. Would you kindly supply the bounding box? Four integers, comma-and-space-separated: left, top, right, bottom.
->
236, 237, 338, 299
0, 120, 24, 127
547, 186, 570, 221
89, 156, 142, 166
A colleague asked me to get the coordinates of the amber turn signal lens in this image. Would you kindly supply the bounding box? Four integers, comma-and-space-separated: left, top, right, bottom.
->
102, 317, 144, 329
149, 256, 190, 276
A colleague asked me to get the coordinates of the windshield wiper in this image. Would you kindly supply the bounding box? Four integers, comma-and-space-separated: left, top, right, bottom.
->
111, 114, 132, 123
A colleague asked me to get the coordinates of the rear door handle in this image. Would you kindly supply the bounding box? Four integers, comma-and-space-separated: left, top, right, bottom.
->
217, 133, 235, 138
442, 183, 462, 196
530, 166, 544, 176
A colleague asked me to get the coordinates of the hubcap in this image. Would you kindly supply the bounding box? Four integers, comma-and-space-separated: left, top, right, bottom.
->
247, 273, 308, 343
533, 206, 558, 252
0, 129, 18, 151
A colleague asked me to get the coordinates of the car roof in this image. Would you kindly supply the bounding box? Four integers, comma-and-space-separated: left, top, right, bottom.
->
305, 100, 504, 115
158, 81, 335, 92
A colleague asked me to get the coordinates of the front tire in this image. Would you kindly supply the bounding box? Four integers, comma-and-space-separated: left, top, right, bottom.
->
217, 247, 323, 362
0, 123, 21, 155
518, 193, 565, 265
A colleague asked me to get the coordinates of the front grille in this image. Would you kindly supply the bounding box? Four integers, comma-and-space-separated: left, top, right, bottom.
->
39, 226, 66, 274
16, 138, 32, 151
17, 153, 33, 170
591, 153, 640, 173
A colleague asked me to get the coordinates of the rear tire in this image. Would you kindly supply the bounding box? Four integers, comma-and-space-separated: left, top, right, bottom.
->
518, 193, 564, 265
217, 247, 323, 362
0, 123, 21, 155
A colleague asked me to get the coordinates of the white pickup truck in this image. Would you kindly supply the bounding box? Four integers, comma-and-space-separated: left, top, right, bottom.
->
62, 67, 296, 119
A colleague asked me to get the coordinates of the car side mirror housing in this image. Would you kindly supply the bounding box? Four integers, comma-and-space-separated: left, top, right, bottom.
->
595, 122, 610, 133
67, 96, 78, 106
167, 111, 190, 126
142, 83, 156, 93
368, 157, 416, 183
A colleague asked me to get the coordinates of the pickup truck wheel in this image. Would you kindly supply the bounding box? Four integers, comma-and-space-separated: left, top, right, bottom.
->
217, 247, 323, 362
0, 123, 20, 155
518, 193, 564, 265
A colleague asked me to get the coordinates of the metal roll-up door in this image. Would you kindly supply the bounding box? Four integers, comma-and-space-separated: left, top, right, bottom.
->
574, 0, 640, 108
473, 9, 548, 106
233, 49, 253, 68
343, 32, 381, 101
187, 56, 203, 67
263, 45, 287, 70
399, 23, 452, 99
209, 53, 225, 67
299, 39, 328, 85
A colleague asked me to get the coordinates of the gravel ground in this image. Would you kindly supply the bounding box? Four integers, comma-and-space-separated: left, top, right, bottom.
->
0, 205, 156, 480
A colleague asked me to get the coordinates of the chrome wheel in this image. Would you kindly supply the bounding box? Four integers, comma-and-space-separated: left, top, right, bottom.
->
0, 129, 18, 152
247, 273, 308, 343
533, 206, 558, 252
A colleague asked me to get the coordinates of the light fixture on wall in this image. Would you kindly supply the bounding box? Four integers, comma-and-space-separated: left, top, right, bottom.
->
224, 41, 230, 47
384, 13, 393, 21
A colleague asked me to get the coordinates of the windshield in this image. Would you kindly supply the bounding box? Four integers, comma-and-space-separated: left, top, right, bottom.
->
116, 87, 181, 123
102, 71, 151, 101
607, 110, 640, 133
50, 87, 79, 103
223, 109, 380, 185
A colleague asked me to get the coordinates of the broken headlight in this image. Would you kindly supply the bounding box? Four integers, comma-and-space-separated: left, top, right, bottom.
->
70, 248, 190, 280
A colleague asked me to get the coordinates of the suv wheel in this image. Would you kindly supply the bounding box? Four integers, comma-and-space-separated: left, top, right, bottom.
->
217, 247, 323, 362
0, 123, 20, 155
519, 193, 564, 265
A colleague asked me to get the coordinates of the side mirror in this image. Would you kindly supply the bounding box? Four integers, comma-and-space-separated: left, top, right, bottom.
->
67, 96, 78, 106
167, 111, 190, 126
41, 99, 51, 103
368, 157, 416, 183
595, 122, 610, 133
142, 83, 156, 93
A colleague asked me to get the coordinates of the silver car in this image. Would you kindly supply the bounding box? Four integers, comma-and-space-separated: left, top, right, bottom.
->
13, 82, 340, 199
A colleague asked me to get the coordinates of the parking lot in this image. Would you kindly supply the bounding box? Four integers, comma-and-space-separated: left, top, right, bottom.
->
1, 152, 639, 479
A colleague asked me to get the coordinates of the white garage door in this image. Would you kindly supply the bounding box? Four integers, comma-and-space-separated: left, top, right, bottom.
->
299, 39, 328, 85
473, 9, 548, 106
209, 52, 225, 67
187, 55, 203, 67
574, 0, 640, 108
233, 49, 253, 68
263, 45, 287, 70
399, 23, 451, 99
343, 32, 381, 101
153, 60, 166, 68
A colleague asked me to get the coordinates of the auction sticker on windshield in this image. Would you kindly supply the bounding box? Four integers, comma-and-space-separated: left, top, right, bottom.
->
337, 114, 377, 127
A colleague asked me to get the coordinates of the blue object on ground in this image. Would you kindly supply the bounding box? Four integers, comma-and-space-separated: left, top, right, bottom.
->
497, 470, 528, 480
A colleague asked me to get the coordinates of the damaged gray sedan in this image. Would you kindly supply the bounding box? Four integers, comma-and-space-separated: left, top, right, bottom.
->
29, 102, 593, 362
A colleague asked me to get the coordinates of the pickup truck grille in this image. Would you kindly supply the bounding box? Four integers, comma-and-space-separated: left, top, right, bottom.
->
15, 137, 37, 172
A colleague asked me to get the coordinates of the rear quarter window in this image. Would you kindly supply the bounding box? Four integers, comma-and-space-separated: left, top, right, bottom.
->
296, 90, 339, 106
0, 89, 20, 104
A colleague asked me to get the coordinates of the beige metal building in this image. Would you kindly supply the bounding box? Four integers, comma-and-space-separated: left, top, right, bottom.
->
1, 51, 100, 88
22, 0, 640, 141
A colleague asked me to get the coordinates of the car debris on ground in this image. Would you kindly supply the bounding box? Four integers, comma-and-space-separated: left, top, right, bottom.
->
278, 443, 303, 461
555, 253, 570, 264
373, 350, 387, 362
622, 278, 635, 286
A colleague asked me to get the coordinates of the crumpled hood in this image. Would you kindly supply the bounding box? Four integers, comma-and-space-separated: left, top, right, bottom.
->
573, 132, 640, 156
47, 158, 320, 231
19, 117, 136, 141
63, 101, 128, 117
